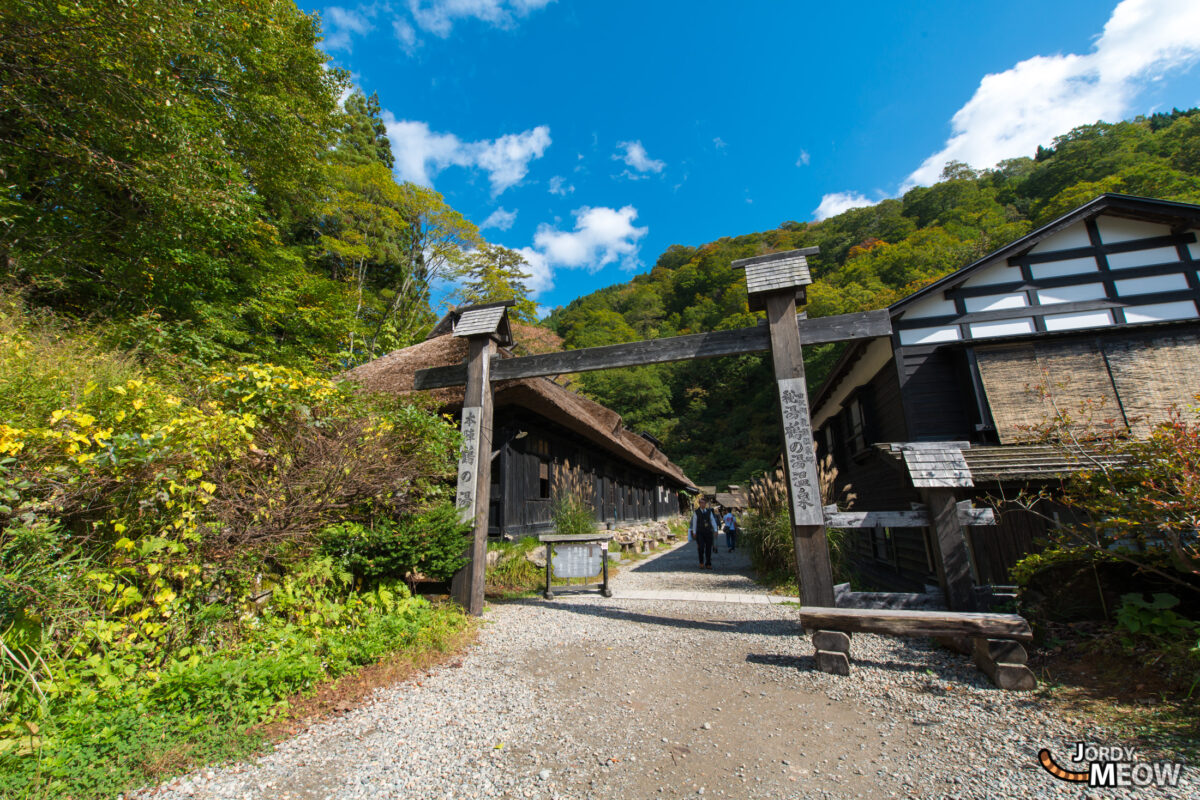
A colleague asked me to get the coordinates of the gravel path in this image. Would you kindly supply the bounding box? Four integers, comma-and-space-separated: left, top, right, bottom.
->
139, 537, 1197, 799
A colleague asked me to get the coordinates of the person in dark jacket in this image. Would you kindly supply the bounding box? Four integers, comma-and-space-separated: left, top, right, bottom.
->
689, 496, 721, 569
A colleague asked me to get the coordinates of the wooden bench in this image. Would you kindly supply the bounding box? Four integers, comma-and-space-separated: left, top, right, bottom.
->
798, 607, 1036, 691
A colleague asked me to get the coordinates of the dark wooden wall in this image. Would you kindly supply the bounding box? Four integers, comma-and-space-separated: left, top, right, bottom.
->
895, 344, 978, 442
817, 360, 915, 512
491, 409, 684, 538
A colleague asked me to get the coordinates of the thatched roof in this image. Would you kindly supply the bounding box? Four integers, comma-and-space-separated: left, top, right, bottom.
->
342, 321, 695, 488
714, 486, 748, 509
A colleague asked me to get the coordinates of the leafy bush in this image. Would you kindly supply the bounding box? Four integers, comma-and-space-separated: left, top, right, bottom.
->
1116, 593, 1198, 642
0, 298, 470, 797
485, 537, 544, 594
0, 571, 467, 800
319, 503, 471, 587
1019, 402, 1200, 596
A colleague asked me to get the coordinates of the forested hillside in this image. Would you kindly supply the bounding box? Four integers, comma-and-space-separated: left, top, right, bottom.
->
544, 109, 1200, 486
0, 1, 532, 368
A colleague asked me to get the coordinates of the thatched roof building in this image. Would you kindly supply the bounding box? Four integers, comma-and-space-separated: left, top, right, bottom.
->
344, 318, 695, 536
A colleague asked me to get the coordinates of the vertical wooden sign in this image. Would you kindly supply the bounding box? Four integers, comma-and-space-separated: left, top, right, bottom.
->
776, 377, 824, 526
450, 336, 495, 616
765, 292, 836, 608
454, 406, 482, 521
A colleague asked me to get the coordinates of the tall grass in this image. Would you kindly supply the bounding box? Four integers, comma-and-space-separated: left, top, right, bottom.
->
551, 458, 597, 537
485, 538, 543, 592
742, 506, 850, 592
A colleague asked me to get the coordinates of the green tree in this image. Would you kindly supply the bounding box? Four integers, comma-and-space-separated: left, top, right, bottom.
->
336, 91, 394, 169
317, 161, 412, 360
0, 0, 343, 316
450, 243, 539, 323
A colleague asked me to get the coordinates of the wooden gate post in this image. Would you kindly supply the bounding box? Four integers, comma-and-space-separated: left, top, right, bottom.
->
899, 442, 979, 612
447, 303, 513, 616
735, 250, 836, 608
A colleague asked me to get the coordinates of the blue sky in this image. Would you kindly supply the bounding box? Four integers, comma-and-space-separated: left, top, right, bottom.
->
311, 0, 1200, 314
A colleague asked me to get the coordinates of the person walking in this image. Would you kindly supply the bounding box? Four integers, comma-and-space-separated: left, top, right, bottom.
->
689, 496, 721, 569
722, 509, 738, 552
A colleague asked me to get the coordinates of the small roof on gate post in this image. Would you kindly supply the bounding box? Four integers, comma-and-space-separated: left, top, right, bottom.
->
446, 300, 515, 346
732, 247, 818, 311
892, 441, 975, 488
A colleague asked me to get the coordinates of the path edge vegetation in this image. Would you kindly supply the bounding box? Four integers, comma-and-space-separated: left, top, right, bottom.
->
3, 0, 1200, 792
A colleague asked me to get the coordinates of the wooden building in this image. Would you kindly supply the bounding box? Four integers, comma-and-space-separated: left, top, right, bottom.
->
811, 194, 1200, 591
344, 317, 695, 538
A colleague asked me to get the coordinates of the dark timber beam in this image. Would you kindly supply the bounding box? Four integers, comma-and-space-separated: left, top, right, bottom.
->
732, 247, 839, 609
413, 308, 891, 390
447, 306, 509, 617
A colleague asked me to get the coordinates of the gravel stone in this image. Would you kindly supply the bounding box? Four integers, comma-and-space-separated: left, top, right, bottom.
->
135, 540, 1196, 800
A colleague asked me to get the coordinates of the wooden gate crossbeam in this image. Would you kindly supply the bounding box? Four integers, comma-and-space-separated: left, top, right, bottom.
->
439, 248, 895, 616
413, 309, 890, 389
822, 504, 996, 528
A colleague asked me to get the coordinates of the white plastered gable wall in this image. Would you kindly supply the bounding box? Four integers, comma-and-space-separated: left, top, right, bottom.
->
895, 215, 1200, 346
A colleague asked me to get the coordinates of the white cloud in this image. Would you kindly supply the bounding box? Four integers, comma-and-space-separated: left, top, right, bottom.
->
548, 175, 574, 195
383, 114, 551, 195
472, 127, 553, 195
613, 140, 666, 174
796, 150, 811, 167
905, 0, 1200, 189
533, 206, 647, 272
393, 18, 417, 51
813, 192, 878, 221
481, 207, 517, 231
321, 6, 375, 52
322, 2, 553, 56
408, 0, 555, 37
713, 137, 727, 150
384, 118, 465, 186
516, 247, 554, 294
508, 206, 647, 295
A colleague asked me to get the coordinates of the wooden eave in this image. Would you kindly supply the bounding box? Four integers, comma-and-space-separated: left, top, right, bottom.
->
875, 442, 1130, 482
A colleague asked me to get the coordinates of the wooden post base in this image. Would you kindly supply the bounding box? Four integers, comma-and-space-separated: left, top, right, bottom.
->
813, 629, 852, 676
972, 637, 1036, 690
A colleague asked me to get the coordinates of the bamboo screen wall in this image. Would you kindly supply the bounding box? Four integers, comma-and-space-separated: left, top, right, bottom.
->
975, 328, 1200, 442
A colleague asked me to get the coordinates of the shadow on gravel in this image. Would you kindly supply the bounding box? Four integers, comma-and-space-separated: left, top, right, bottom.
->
745, 652, 815, 671
626, 555, 753, 576
516, 599, 802, 637
746, 650, 989, 686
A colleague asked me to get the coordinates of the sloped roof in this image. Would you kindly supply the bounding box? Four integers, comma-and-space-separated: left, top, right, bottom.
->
890, 194, 1200, 317
813, 193, 1200, 417
876, 442, 1130, 482
342, 322, 695, 488
714, 487, 748, 508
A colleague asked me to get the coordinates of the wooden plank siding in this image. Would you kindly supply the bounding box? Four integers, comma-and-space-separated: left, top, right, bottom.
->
817, 359, 916, 512
492, 409, 684, 538
895, 345, 976, 442
808, 200, 1200, 597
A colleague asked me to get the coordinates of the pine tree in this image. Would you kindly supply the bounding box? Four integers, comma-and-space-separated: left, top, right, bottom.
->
452, 244, 539, 323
